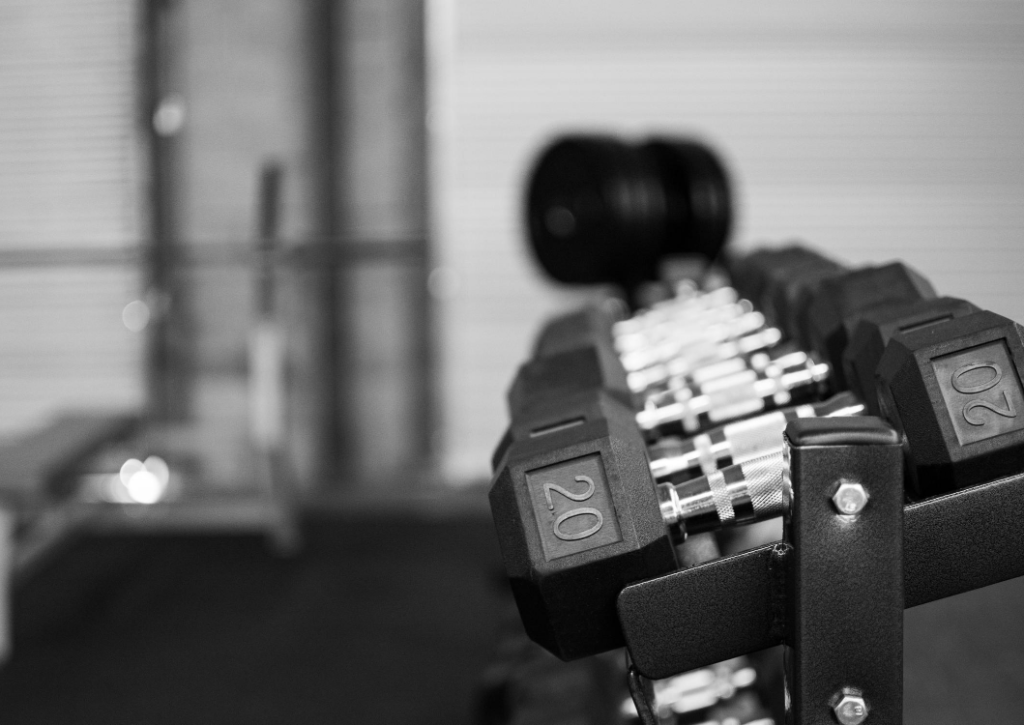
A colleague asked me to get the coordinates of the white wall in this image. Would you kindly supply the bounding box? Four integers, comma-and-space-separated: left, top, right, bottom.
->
0, 0, 144, 435
429, 0, 1024, 483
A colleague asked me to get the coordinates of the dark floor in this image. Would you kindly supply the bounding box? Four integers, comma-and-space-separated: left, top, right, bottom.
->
0, 510, 509, 725
1, 509, 1023, 724
904, 574, 1024, 722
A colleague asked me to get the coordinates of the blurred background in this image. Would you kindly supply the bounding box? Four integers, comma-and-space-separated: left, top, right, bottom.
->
0, 0, 1022, 723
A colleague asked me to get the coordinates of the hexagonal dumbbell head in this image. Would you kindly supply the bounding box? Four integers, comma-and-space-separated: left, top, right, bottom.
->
532, 304, 625, 358
756, 249, 845, 340
494, 340, 635, 471
802, 261, 937, 388
876, 310, 1024, 497
489, 391, 676, 660
843, 296, 979, 414
729, 246, 835, 317
506, 345, 634, 419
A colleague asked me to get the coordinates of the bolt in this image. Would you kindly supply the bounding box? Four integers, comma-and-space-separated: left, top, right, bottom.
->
833, 693, 869, 725
832, 480, 868, 516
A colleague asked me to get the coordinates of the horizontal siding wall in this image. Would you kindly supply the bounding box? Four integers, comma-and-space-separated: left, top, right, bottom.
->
429, 0, 1024, 482
0, 0, 144, 436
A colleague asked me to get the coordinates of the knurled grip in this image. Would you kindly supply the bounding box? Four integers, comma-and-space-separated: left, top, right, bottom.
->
739, 449, 788, 519
705, 470, 736, 526
722, 411, 788, 463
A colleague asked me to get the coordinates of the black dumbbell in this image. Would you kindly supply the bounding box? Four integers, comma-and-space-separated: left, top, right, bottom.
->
618, 300, 765, 377
801, 261, 936, 388
640, 300, 982, 484
731, 247, 939, 390
648, 391, 864, 483
660, 308, 1024, 503
514, 281, 820, 445
491, 308, 1024, 660
637, 350, 831, 438
532, 304, 626, 359
490, 391, 677, 659
876, 309, 1024, 497
514, 249, 937, 452
506, 346, 635, 420
510, 294, 756, 420
644, 282, 1012, 497
525, 135, 731, 289
730, 245, 844, 341
843, 296, 979, 413
491, 395, 864, 660
514, 287, 782, 423
519, 248, 931, 443
640, 138, 732, 264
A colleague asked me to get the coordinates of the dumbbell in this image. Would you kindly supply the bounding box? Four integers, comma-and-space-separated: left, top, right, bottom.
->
617, 296, 787, 397
511, 286, 825, 455
648, 268, 1008, 497
492, 299, 1024, 662
500, 288, 757, 469
491, 390, 863, 660
618, 303, 768, 376
509, 297, 747, 418
624, 326, 785, 394
648, 390, 864, 483
875, 308, 1024, 496
532, 303, 628, 359
636, 350, 831, 438
525, 135, 731, 289
613, 286, 746, 355
651, 308, 1024, 506
744, 252, 1019, 495
633, 257, 940, 433
730, 245, 844, 341
843, 295, 978, 413
512, 288, 783, 421
730, 248, 938, 387
517, 248, 941, 448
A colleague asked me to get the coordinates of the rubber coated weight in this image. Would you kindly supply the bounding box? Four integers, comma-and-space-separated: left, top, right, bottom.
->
489, 391, 676, 660
525, 135, 732, 288
760, 255, 845, 341
507, 346, 634, 419
843, 297, 979, 414
526, 136, 665, 286
728, 246, 840, 340
532, 305, 623, 359
640, 138, 731, 262
876, 310, 1024, 498
802, 262, 936, 388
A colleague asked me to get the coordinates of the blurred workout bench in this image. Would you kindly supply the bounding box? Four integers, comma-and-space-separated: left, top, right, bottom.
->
0, 413, 139, 662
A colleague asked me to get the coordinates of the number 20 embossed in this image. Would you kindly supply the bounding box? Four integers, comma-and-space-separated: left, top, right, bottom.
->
952, 362, 1017, 426
544, 475, 604, 541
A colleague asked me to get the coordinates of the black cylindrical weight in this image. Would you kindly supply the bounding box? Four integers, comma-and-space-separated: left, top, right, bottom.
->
640, 138, 731, 263
525, 136, 665, 286
524, 135, 732, 288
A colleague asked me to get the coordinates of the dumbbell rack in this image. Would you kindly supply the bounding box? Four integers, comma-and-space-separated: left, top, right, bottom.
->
489, 254, 1024, 725
622, 419, 1024, 724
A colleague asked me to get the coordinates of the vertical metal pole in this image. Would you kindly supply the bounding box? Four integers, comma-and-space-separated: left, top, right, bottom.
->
785, 417, 904, 725
141, 0, 189, 421
330, 0, 431, 486
408, 0, 435, 474
307, 0, 343, 482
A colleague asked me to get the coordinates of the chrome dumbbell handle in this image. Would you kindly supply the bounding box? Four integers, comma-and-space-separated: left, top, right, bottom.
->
658, 448, 790, 536
649, 391, 864, 481
637, 358, 832, 435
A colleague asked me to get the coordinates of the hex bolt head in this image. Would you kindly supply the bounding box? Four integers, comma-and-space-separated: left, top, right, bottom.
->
834, 693, 869, 724
832, 480, 869, 516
